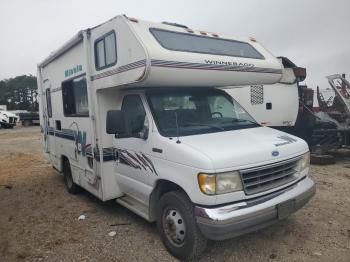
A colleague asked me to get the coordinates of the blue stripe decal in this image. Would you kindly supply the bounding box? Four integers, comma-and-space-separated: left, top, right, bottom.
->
47, 128, 115, 162
47, 129, 156, 173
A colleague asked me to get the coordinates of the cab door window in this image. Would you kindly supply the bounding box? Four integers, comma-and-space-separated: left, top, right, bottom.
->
121, 95, 146, 137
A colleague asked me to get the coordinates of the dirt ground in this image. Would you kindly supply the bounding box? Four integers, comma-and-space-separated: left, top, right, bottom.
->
0, 127, 349, 262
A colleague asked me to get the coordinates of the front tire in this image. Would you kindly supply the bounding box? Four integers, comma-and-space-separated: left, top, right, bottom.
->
63, 159, 81, 194
157, 190, 207, 261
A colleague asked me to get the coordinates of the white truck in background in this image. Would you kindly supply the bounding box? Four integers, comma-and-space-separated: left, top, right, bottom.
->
0, 110, 18, 128
37, 15, 315, 260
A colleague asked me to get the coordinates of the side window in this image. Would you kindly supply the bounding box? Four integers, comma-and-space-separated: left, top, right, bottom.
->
121, 95, 146, 135
94, 31, 117, 70
62, 76, 89, 117
45, 89, 52, 118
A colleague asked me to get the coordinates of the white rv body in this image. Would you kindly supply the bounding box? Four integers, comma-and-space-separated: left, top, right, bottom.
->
225, 82, 299, 127
38, 15, 315, 259
225, 58, 305, 127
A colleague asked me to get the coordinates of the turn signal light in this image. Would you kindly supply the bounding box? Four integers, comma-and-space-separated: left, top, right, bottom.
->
128, 17, 139, 23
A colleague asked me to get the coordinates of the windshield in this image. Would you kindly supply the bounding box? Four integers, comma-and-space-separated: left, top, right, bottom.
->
147, 89, 259, 137
150, 28, 264, 59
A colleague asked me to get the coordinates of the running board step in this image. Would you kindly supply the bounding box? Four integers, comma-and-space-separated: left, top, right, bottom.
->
116, 196, 150, 221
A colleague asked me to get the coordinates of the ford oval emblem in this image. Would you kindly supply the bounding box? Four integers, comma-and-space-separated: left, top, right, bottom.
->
272, 150, 279, 157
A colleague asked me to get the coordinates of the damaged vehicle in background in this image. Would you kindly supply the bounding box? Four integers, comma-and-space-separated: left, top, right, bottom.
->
0, 110, 18, 128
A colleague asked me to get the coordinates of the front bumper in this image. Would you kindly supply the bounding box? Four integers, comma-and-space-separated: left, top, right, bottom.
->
194, 176, 315, 240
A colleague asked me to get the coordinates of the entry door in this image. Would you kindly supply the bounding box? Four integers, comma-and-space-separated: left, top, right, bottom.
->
43, 80, 52, 153
113, 95, 152, 204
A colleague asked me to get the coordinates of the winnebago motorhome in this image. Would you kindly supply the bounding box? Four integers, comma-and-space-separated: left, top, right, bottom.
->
38, 15, 315, 260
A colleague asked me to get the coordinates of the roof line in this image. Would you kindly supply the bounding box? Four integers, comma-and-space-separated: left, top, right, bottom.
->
38, 30, 85, 68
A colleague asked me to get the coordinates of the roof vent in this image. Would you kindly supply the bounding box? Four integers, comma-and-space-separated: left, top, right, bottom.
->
162, 22, 188, 29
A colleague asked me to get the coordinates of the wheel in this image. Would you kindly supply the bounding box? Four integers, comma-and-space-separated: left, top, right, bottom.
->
310, 154, 335, 165
157, 190, 207, 261
63, 159, 82, 194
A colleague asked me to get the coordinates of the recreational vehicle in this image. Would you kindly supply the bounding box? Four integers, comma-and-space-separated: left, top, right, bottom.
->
37, 15, 315, 260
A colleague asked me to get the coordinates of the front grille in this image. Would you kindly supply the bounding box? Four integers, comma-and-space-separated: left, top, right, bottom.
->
9, 117, 14, 123
240, 158, 299, 195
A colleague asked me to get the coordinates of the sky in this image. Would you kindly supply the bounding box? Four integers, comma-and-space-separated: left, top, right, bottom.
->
0, 0, 349, 89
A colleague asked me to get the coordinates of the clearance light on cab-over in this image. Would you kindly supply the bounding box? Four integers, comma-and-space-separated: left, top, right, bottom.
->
128, 17, 139, 23
250, 37, 257, 42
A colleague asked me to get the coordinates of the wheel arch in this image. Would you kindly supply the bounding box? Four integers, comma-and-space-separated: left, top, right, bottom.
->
59, 155, 69, 173
149, 179, 191, 222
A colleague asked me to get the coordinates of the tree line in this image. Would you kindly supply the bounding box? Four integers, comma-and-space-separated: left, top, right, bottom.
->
0, 75, 38, 111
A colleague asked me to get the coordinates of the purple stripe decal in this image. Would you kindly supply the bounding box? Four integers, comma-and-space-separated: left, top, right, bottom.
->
91, 59, 146, 81
151, 59, 282, 74
119, 151, 141, 170
141, 153, 158, 176
135, 153, 154, 174
125, 151, 147, 170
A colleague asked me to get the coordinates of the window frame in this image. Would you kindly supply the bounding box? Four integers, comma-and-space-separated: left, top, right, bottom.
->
94, 30, 117, 71
45, 88, 52, 118
146, 88, 259, 138
61, 74, 89, 118
149, 28, 265, 60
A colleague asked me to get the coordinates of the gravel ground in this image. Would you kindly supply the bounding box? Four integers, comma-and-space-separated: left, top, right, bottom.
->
0, 126, 349, 261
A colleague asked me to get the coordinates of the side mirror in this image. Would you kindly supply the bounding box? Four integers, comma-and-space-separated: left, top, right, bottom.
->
106, 110, 126, 135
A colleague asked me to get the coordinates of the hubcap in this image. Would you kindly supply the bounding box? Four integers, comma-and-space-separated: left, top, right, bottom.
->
163, 208, 186, 246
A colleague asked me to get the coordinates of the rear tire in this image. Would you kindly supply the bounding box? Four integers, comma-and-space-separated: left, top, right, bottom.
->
63, 159, 82, 194
157, 190, 207, 261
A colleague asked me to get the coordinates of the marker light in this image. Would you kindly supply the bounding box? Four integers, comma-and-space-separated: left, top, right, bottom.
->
128, 17, 139, 23
250, 37, 257, 42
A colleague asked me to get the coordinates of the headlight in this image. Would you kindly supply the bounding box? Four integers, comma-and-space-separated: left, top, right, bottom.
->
295, 152, 310, 173
198, 171, 243, 195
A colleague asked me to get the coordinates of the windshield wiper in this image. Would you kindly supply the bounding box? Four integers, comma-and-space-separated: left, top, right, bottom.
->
182, 123, 225, 131
223, 119, 259, 125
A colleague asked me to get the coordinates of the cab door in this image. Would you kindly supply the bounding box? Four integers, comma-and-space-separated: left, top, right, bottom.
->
113, 94, 153, 204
